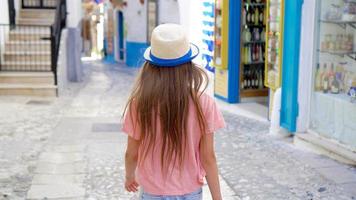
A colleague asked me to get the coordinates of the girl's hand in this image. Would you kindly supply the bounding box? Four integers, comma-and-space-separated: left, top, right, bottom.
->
125, 176, 139, 192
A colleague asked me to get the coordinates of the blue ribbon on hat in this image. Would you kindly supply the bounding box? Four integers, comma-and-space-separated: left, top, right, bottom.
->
149, 48, 193, 67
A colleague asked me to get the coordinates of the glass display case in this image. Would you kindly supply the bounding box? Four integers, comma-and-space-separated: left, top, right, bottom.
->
310, 0, 356, 148
264, 0, 284, 90
213, 0, 229, 99
240, 0, 268, 97
213, 0, 228, 69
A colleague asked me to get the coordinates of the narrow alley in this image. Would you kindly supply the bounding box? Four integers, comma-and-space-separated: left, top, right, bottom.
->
0, 61, 355, 200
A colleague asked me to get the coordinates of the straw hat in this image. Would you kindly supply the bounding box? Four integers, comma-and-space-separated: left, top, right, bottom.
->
143, 23, 199, 67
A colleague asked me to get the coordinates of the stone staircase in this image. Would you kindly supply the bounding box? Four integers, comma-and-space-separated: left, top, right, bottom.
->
0, 9, 57, 97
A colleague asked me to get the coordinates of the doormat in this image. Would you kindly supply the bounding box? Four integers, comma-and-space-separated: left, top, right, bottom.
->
92, 123, 122, 132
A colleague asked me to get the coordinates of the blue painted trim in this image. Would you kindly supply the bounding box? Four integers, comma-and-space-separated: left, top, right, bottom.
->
103, 54, 116, 64
118, 11, 124, 60
126, 41, 148, 67
214, 94, 229, 102
280, 0, 303, 133
144, 44, 199, 67
202, 21, 214, 27
103, 38, 117, 64
226, 0, 241, 103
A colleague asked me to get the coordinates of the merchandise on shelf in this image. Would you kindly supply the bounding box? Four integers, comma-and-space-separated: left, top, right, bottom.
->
241, 0, 267, 95
264, 0, 283, 89
320, 34, 353, 52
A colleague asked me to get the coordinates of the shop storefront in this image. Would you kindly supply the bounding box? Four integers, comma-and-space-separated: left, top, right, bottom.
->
212, 0, 288, 119
213, 0, 270, 104
296, 0, 356, 163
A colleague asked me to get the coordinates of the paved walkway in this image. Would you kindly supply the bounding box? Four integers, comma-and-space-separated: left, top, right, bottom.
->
0, 61, 355, 200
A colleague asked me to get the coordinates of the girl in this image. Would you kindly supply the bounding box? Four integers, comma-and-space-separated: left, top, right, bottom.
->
123, 24, 225, 200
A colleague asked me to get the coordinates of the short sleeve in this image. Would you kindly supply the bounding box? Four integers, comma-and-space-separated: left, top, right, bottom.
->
122, 105, 141, 140
201, 94, 225, 134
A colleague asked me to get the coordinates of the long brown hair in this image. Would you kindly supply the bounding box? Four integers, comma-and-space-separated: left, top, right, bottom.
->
124, 61, 208, 175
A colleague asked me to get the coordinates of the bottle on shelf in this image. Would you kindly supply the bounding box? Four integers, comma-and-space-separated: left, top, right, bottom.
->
254, 8, 259, 25
247, 69, 251, 89
259, 7, 264, 24
261, 28, 266, 42
330, 74, 340, 94
322, 64, 329, 93
247, 8, 251, 24
242, 28, 252, 42
258, 44, 263, 62
314, 63, 321, 91
254, 68, 259, 89
251, 9, 255, 24
253, 28, 260, 41
243, 69, 247, 89
258, 68, 264, 89
328, 63, 335, 87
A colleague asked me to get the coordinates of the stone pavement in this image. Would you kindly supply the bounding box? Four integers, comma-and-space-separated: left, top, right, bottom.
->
0, 61, 355, 200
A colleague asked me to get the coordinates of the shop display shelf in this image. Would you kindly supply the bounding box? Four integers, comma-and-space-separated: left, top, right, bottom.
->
244, 61, 265, 65
315, 91, 355, 104
243, 41, 265, 46
241, 88, 268, 97
317, 49, 356, 60
320, 19, 356, 29
244, 24, 265, 28
244, 3, 266, 7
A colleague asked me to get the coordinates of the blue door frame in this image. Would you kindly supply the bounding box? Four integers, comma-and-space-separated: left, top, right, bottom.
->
280, 0, 304, 133
226, 0, 241, 103
118, 11, 124, 60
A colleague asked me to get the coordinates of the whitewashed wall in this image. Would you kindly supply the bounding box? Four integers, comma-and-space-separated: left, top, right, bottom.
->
57, 29, 68, 95
66, 0, 82, 28
123, 0, 147, 43
158, 0, 179, 24
297, 0, 317, 132
0, 1, 9, 24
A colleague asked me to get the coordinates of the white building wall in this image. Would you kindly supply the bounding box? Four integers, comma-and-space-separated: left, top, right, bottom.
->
66, 0, 83, 28
158, 0, 179, 24
0, 1, 9, 24
297, 0, 317, 132
124, 0, 147, 43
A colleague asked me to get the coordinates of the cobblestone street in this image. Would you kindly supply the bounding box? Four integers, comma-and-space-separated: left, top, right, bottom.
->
0, 61, 355, 200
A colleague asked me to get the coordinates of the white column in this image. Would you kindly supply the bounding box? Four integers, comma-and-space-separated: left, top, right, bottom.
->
0, 1, 9, 24
297, 0, 317, 132
66, 0, 83, 28
158, 0, 179, 24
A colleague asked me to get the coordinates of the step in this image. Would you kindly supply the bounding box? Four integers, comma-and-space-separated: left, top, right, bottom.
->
295, 133, 356, 165
19, 9, 55, 19
17, 18, 54, 26
3, 51, 51, 62
9, 32, 51, 41
0, 84, 57, 97
0, 61, 52, 71
10, 26, 51, 33
0, 72, 54, 84
5, 40, 51, 52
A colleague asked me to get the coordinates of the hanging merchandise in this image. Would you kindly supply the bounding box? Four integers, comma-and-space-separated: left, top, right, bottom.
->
202, 0, 215, 72
265, 0, 284, 90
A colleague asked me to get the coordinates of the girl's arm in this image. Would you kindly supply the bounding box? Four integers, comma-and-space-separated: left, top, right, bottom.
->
125, 136, 140, 192
200, 133, 222, 200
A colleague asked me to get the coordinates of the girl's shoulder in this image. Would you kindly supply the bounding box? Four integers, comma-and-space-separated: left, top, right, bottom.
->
199, 93, 217, 110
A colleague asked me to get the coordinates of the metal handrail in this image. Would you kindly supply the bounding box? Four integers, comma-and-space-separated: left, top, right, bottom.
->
50, 0, 66, 85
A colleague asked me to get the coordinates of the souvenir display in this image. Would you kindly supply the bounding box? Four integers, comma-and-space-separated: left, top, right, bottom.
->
265, 0, 284, 89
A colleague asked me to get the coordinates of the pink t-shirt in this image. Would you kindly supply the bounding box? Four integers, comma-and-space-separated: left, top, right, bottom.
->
122, 93, 225, 195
